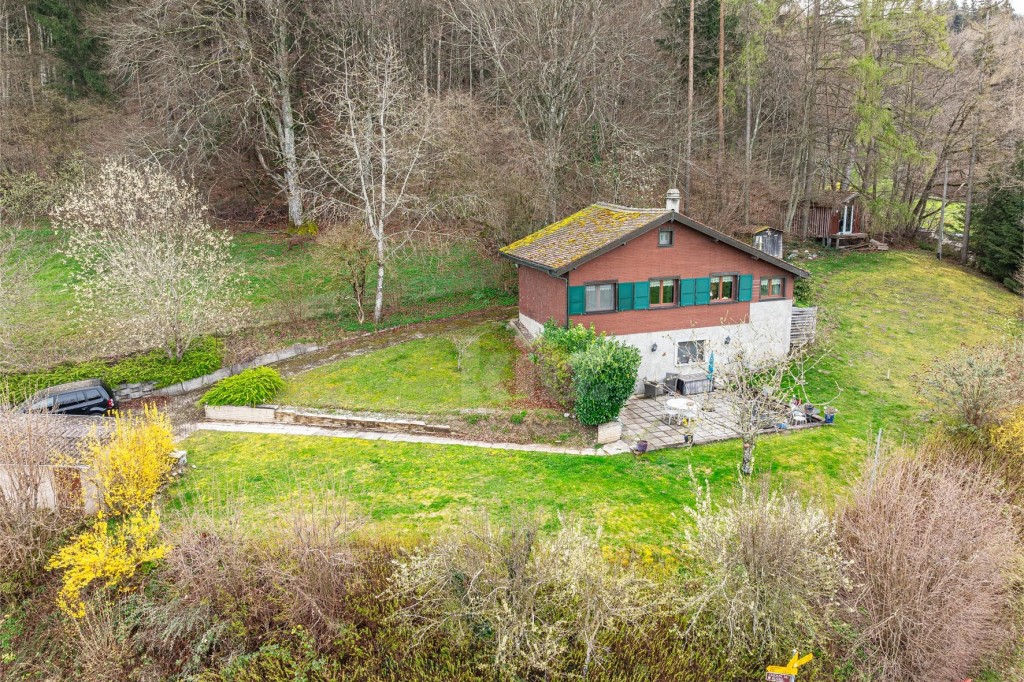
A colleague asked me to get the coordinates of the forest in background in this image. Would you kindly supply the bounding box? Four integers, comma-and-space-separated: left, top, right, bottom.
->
0, 0, 1022, 269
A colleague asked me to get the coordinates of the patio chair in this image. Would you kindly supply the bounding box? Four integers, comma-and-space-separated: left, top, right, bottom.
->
664, 408, 681, 426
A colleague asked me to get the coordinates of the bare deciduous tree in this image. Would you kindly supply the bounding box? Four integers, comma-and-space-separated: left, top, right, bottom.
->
103, 0, 308, 226
0, 404, 79, 595
53, 159, 244, 360
306, 38, 435, 325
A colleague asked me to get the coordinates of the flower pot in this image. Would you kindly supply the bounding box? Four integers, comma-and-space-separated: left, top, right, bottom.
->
634, 440, 649, 454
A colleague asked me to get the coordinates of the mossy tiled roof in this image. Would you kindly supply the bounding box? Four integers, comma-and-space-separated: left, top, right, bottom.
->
500, 203, 664, 271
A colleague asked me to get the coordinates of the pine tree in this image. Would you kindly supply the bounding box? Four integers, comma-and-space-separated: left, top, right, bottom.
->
973, 146, 1024, 292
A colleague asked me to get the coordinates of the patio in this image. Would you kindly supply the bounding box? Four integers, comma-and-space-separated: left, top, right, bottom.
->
618, 390, 828, 451
619, 392, 744, 450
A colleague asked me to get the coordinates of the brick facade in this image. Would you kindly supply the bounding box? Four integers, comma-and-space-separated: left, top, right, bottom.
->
517, 219, 794, 335
518, 262, 567, 327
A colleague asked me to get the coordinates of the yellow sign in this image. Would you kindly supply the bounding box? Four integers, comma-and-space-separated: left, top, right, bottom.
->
767, 652, 814, 677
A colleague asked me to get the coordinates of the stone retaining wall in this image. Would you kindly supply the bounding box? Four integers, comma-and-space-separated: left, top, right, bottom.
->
204, 404, 453, 437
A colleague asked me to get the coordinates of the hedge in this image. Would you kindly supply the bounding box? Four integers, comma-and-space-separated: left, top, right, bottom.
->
1, 337, 224, 403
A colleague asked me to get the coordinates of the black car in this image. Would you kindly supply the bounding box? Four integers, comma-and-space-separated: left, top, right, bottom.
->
21, 379, 117, 416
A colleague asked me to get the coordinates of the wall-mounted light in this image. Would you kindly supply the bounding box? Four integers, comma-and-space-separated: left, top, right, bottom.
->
650, 343, 658, 352
724, 336, 732, 346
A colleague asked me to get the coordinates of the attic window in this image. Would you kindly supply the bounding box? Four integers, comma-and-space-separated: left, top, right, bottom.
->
658, 229, 673, 247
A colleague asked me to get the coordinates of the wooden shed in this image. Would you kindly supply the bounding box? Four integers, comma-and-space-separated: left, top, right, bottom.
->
789, 191, 866, 246
750, 226, 784, 259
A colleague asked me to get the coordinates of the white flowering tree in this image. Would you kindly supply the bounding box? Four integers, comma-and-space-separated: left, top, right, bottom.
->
54, 160, 243, 360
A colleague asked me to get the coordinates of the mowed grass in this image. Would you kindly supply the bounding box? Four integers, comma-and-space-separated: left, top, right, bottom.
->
174, 249, 1022, 544
277, 322, 520, 413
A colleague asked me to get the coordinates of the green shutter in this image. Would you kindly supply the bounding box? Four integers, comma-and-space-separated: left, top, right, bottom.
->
633, 281, 650, 310
617, 282, 634, 311
678, 278, 696, 306
695, 277, 711, 305
568, 286, 586, 315
738, 274, 754, 302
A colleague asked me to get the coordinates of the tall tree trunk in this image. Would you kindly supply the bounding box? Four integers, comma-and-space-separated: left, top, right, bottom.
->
741, 439, 754, 475
717, 0, 725, 166
684, 0, 695, 211
961, 112, 977, 265
275, 19, 303, 228
374, 236, 386, 324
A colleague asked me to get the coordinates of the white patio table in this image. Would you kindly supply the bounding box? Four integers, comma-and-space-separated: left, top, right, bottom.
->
665, 397, 700, 424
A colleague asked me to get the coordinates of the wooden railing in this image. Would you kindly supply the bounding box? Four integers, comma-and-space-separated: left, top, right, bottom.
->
791, 306, 818, 348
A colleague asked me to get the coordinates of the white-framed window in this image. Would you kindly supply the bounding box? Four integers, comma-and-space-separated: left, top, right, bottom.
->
760, 276, 784, 298
676, 340, 706, 365
658, 229, 673, 246
584, 283, 615, 312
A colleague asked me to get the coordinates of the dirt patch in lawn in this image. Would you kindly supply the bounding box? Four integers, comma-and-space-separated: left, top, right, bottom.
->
449, 409, 593, 448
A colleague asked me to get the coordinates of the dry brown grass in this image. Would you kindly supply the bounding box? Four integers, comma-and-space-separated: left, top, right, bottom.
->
839, 450, 1022, 681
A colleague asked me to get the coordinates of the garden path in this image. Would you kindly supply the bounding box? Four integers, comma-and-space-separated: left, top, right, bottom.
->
191, 420, 631, 456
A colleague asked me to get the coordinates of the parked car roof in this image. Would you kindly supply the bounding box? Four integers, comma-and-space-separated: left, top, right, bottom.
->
28, 379, 109, 399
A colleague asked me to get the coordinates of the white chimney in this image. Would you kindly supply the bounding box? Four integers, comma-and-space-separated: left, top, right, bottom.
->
665, 188, 681, 213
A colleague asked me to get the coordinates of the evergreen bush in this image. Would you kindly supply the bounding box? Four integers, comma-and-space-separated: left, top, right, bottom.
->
570, 337, 641, 426
200, 367, 285, 407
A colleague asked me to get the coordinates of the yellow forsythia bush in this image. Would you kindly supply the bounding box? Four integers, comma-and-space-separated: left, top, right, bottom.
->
990, 406, 1024, 457
46, 510, 169, 618
84, 405, 174, 515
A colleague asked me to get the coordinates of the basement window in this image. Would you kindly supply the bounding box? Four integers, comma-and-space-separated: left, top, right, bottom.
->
677, 340, 706, 365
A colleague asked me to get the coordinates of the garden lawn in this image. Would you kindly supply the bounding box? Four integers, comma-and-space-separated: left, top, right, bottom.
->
174, 249, 1022, 544
175, 430, 732, 548
277, 322, 519, 413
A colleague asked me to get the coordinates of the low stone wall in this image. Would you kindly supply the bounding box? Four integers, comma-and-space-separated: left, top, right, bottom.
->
204, 405, 278, 423
275, 408, 453, 436
113, 342, 320, 401
204, 404, 454, 437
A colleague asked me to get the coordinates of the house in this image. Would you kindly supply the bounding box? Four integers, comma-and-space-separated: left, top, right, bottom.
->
500, 190, 810, 391
788, 190, 865, 245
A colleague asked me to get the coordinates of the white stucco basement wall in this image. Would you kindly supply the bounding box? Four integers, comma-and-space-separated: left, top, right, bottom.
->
522, 299, 793, 392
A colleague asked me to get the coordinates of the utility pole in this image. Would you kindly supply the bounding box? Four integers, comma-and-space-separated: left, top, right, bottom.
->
937, 160, 948, 260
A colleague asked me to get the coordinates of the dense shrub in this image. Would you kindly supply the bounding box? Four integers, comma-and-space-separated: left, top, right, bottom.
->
570, 337, 641, 426
531, 322, 639, 424
393, 512, 656, 678
84, 405, 175, 515
200, 367, 285, 406
838, 451, 1020, 682
531, 321, 598, 406
0, 335, 224, 403
46, 510, 169, 618
683, 478, 844, 674
924, 340, 1022, 433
